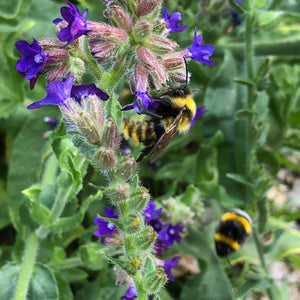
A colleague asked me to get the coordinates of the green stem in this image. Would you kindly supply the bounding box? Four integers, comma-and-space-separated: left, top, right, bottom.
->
36, 156, 86, 239
13, 233, 39, 300
134, 272, 147, 300
253, 227, 275, 300
215, 39, 300, 57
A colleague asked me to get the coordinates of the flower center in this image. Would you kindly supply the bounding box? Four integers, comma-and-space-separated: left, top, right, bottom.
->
107, 222, 115, 230
34, 54, 44, 64
169, 228, 175, 235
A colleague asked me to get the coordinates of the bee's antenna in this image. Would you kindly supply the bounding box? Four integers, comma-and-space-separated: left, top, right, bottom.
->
183, 57, 188, 88
226, 257, 233, 269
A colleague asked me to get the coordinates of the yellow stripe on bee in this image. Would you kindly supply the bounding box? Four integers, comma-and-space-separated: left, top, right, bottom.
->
214, 233, 241, 250
171, 95, 196, 116
221, 212, 252, 234
131, 124, 141, 145
122, 119, 130, 140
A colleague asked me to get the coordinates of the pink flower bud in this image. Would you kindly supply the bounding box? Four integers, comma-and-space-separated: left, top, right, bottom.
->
137, 47, 167, 89
38, 38, 65, 49
101, 119, 120, 149
136, 0, 161, 17
132, 20, 153, 40
110, 6, 132, 32
97, 147, 117, 170
146, 35, 178, 54
88, 22, 128, 42
46, 49, 69, 65
47, 64, 70, 82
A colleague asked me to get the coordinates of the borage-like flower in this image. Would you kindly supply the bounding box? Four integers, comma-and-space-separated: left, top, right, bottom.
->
190, 106, 206, 128
15, 38, 49, 89
163, 256, 180, 281
53, 1, 89, 47
184, 28, 215, 65
27, 74, 108, 109
142, 201, 162, 223
94, 207, 119, 237
162, 7, 188, 34
158, 223, 184, 248
120, 281, 137, 300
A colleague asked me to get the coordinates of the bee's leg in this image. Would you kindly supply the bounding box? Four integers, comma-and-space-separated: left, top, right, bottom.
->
139, 108, 162, 119
136, 146, 153, 162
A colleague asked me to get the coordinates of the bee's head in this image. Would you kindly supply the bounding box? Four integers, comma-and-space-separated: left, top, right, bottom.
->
167, 86, 191, 98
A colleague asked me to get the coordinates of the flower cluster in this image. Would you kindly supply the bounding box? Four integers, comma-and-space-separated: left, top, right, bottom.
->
16, 1, 214, 117
93, 202, 183, 290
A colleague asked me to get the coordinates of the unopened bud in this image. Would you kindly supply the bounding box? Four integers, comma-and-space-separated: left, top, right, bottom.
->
143, 268, 167, 295
69, 57, 85, 84
88, 22, 128, 42
110, 6, 132, 32
89, 40, 116, 59
97, 147, 117, 170
47, 64, 70, 82
146, 35, 178, 54
136, 0, 161, 17
123, 215, 143, 234
128, 187, 150, 213
117, 155, 136, 181
133, 20, 153, 40
137, 47, 167, 89
128, 257, 143, 272
46, 49, 69, 65
105, 183, 130, 203
133, 226, 157, 251
101, 236, 122, 246
101, 119, 120, 149
39, 38, 65, 49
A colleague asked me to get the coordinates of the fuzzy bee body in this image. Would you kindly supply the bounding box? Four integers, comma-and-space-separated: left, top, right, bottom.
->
214, 209, 252, 257
122, 87, 196, 162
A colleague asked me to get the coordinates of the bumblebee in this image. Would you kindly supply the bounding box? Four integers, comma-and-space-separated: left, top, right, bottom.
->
214, 209, 252, 257
122, 87, 196, 162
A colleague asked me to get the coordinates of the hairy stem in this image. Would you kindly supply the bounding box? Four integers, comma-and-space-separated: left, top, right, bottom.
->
13, 233, 39, 300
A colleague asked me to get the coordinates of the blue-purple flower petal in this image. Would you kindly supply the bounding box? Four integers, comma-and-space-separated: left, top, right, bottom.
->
158, 223, 184, 248
142, 201, 162, 223
27, 74, 73, 109
163, 7, 188, 33
54, 1, 89, 47
15, 38, 49, 89
163, 256, 180, 281
121, 86, 159, 115
120, 281, 137, 300
190, 106, 206, 128
71, 84, 109, 101
185, 28, 215, 65
93, 207, 119, 237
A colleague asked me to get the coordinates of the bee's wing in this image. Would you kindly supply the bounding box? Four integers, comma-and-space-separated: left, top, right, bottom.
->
148, 108, 185, 163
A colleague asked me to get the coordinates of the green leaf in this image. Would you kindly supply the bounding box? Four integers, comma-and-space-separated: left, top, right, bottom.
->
63, 268, 88, 283
53, 272, 73, 300
49, 190, 102, 233
7, 108, 55, 231
234, 278, 273, 299
177, 185, 200, 206
105, 93, 123, 127
0, 262, 19, 300
226, 173, 253, 187
0, 263, 59, 300
142, 256, 156, 277
258, 11, 283, 30
79, 243, 106, 270
27, 264, 59, 300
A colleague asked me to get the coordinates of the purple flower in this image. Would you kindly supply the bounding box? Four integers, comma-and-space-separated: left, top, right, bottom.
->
185, 28, 215, 65
121, 86, 158, 115
162, 8, 188, 34
120, 281, 137, 300
142, 201, 162, 223
94, 207, 119, 237
158, 223, 184, 248
27, 74, 108, 109
163, 256, 180, 281
190, 106, 206, 128
15, 38, 49, 89
53, 1, 89, 47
